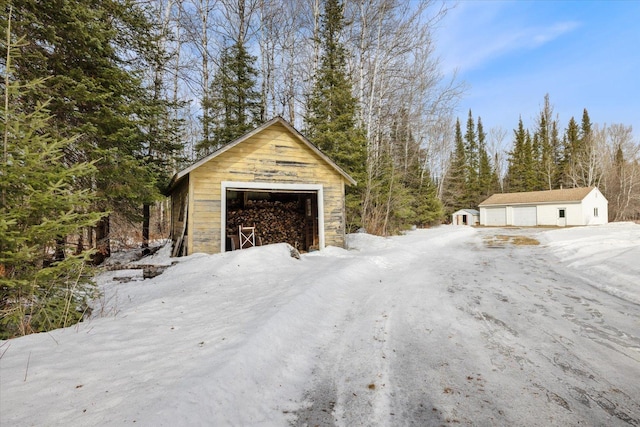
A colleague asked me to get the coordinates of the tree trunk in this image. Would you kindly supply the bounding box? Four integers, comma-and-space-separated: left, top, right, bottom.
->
93, 215, 110, 265
142, 203, 151, 256
75, 232, 84, 256
54, 237, 66, 262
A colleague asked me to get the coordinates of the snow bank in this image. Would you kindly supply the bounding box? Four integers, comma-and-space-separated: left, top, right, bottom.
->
542, 222, 640, 304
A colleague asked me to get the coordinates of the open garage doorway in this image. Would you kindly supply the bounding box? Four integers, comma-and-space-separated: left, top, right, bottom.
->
221, 182, 324, 253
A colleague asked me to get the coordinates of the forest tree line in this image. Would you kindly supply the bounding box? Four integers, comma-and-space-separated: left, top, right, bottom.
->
1, 0, 639, 337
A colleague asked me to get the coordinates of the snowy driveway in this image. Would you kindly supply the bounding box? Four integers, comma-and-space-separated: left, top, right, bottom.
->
1, 225, 639, 426
294, 227, 640, 426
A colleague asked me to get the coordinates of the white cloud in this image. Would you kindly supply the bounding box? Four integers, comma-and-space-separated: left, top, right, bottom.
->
529, 21, 581, 47
435, 3, 581, 74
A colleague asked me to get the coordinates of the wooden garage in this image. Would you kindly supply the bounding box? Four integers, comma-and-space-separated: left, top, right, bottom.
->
166, 117, 356, 256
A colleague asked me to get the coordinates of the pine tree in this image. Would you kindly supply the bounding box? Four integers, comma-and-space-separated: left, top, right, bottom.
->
573, 108, 598, 187
1, 24, 103, 338
464, 110, 479, 205
305, 0, 366, 229
506, 117, 530, 192
407, 160, 444, 227
305, 0, 365, 173
561, 116, 580, 187
4, 0, 171, 263
536, 94, 561, 190
531, 131, 544, 190
442, 119, 467, 213
198, 40, 262, 154
392, 112, 443, 230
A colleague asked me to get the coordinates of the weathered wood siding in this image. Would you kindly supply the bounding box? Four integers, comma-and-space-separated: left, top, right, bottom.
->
170, 177, 189, 244
187, 122, 348, 254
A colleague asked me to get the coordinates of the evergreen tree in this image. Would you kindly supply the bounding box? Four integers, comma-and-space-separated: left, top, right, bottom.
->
305, 0, 366, 229
464, 110, 479, 205
573, 108, 597, 187
561, 116, 580, 187
198, 40, 262, 154
531, 131, 544, 190
523, 130, 537, 190
407, 160, 444, 227
536, 94, 561, 190
140, 82, 184, 254
506, 118, 529, 192
3, 0, 171, 263
140, 6, 186, 254
305, 0, 365, 174
361, 106, 444, 235
550, 120, 562, 187
580, 108, 593, 147
393, 112, 443, 230
441, 119, 467, 213
1, 29, 103, 338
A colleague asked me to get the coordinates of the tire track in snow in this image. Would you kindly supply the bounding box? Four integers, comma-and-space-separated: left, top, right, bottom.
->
293, 227, 476, 426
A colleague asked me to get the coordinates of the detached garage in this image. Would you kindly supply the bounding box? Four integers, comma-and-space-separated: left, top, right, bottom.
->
166, 117, 356, 256
478, 187, 608, 227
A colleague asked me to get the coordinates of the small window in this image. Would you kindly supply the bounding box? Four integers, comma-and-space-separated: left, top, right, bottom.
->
558, 209, 566, 219
594, 207, 599, 217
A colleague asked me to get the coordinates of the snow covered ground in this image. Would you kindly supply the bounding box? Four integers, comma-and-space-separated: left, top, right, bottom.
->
2, 223, 639, 426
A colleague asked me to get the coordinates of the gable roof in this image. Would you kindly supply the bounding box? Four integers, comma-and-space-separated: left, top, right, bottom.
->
453, 209, 479, 215
166, 117, 356, 193
479, 187, 595, 206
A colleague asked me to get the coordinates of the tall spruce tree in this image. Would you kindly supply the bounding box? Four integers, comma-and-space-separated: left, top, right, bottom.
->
531, 131, 544, 190
3, 0, 170, 263
536, 94, 561, 190
561, 116, 580, 187
576, 108, 597, 187
305, 0, 366, 228
1, 24, 103, 338
391, 112, 443, 231
506, 117, 536, 192
198, 39, 262, 154
442, 119, 467, 213
464, 110, 479, 204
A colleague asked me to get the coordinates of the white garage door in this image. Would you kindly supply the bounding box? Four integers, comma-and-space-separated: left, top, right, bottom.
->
513, 206, 537, 226
484, 207, 506, 226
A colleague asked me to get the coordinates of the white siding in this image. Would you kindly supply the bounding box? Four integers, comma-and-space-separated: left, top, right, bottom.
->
537, 203, 579, 226
581, 187, 609, 225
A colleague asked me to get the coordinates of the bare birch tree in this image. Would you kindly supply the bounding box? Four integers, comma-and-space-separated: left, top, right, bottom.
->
488, 126, 508, 192
602, 124, 640, 220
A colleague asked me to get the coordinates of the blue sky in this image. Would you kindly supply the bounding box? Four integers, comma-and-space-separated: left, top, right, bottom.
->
434, 0, 640, 144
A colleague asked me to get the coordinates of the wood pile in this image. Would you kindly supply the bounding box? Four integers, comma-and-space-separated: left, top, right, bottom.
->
226, 199, 306, 249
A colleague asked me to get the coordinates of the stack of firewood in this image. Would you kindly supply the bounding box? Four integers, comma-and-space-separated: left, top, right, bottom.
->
226, 200, 306, 249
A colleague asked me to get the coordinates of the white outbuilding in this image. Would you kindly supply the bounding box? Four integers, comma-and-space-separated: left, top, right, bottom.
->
452, 209, 480, 226
478, 187, 608, 227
